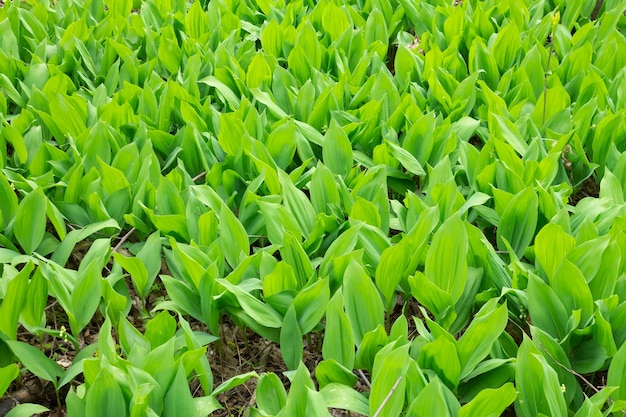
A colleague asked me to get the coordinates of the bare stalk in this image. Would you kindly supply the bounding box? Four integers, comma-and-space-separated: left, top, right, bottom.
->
112, 227, 136, 253
372, 376, 402, 417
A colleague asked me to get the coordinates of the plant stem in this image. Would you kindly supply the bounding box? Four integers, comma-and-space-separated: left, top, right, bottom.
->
372, 376, 402, 417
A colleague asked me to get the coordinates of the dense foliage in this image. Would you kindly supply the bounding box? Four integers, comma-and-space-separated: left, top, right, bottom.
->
1, 0, 626, 416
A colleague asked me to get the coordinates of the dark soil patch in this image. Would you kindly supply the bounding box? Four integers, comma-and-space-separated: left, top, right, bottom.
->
569, 176, 600, 205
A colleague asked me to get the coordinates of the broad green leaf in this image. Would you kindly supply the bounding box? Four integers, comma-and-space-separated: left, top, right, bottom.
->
419, 336, 461, 389
315, 358, 357, 388
492, 24, 521, 71
212, 371, 258, 396
377, 206, 438, 309
280, 231, 313, 288
322, 3, 350, 42
534, 223, 576, 279
21, 267, 48, 328
279, 170, 316, 236
355, 324, 388, 371
0, 173, 18, 228
292, 277, 329, 334
409, 271, 456, 328
515, 336, 567, 417
85, 366, 128, 417
163, 364, 196, 417
6, 340, 63, 385
71, 261, 102, 336
279, 362, 316, 417
425, 214, 468, 302
370, 344, 410, 417
459, 383, 517, 417
114, 253, 150, 298
217, 112, 248, 156
496, 186, 538, 258
265, 119, 297, 169
280, 305, 303, 371
4, 404, 50, 417
607, 338, 626, 401
263, 261, 298, 297
385, 140, 426, 176
0, 364, 19, 397
0, 263, 33, 339
261, 20, 283, 58
406, 378, 450, 417
527, 273, 569, 340
343, 260, 385, 346
550, 259, 594, 326
256, 373, 288, 416
145, 311, 177, 349
185, 1, 208, 40
14, 188, 47, 254
457, 300, 508, 378
219, 203, 250, 268
323, 119, 352, 177
158, 26, 182, 75
319, 383, 369, 416
247, 53, 272, 89
218, 279, 283, 328
322, 291, 355, 369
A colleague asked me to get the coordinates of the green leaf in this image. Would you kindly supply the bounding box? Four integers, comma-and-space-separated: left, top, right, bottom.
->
163, 364, 196, 417
71, 260, 103, 335
293, 277, 329, 334
218, 279, 283, 328
457, 300, 508, 378
320, 383, 369, 416
0, 363, 19, 397
6, 340, 63, 386
534, 223, 576, 279
459, 383, 517, 417
370, 345, 410, 417
323, 119, 352, 177
185, 0, 209, 40
279, 362, 316, 417
4, 404, 50, 417
279, 170, 316, 237
409, 271, 455, 328
85, 366, 128, 417
280, 305, 303, 371
343, 260, 385, 346
355, 324, 388, 371
265, 119, 297, 170
515, 336, 567, 417
425, 214, 468, 302
158, 26, 182, 75
527, 273, 569, 340
247, 52, 272, 89
256, 373, 287, 415
496, 187, 538, 258
315, 359, 357, 389
550, 259, 594, 326
145, 311, 177, 349
419, 336, 461, 389
321, 3, 350, 42
14, 188, 47, 254
219, 203, 250, 268
114, 253, 149, 299
0, 173, 18, 229
212, 371, 258, 396
406, 378, 450, 417
0, 263, 33, 339
607, 338, 626, 401
322, 291, 355, 369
